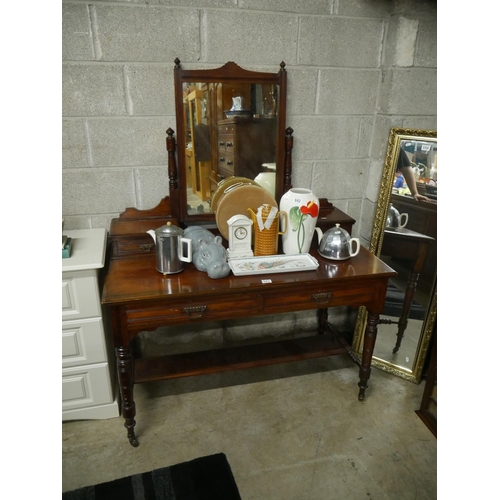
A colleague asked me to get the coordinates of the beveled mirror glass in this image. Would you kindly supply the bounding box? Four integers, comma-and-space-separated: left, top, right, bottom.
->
352, 128, 437, 384
173, 60, 288, 226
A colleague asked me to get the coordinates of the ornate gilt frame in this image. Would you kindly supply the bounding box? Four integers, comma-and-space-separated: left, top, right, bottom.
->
352, 127, 437, 384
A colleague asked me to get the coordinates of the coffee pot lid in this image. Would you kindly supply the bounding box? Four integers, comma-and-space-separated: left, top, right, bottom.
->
156, 221, 183, 236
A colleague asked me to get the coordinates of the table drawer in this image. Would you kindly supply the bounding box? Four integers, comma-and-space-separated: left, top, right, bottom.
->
62, 363, 114, 411
110, 238, 155, 259
62, 317, 107, 368
218, 134, 234, 152
263, 285, 375, 311
218, 125, 234, 135
125, 294, 259, 331
62, 270, 101, 321
218, 152, 235, 175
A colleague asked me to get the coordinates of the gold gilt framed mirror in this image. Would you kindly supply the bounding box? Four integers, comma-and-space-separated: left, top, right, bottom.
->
352, 128, 437, 384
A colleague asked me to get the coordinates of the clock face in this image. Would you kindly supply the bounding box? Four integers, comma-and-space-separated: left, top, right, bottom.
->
235, 226, 248, 240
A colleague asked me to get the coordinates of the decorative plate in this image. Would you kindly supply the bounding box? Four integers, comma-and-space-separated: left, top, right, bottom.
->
216, 184, 277, 240
228, 253, 319, 276
211, 176, 259, 212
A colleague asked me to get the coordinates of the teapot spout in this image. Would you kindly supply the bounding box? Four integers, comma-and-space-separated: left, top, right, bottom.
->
315, 227, 324, 243
146, 230, 156, 244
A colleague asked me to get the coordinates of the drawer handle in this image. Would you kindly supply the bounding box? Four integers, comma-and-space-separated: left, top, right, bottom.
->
139, 243, 154, 252
226, 142, 233, 147
312, 292, 332, 304
219, 141, 225, 146
219, 157, 225, 163
227, 161, 233, 166
183, 305, 207, 318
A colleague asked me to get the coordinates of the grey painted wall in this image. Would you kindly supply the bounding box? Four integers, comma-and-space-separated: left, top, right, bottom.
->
62, 0, 437, 246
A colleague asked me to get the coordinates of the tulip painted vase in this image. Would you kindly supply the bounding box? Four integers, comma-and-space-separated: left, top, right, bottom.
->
279, 188, 320, 254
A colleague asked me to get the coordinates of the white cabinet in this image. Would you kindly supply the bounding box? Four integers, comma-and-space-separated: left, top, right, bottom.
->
62, 229, 119, 420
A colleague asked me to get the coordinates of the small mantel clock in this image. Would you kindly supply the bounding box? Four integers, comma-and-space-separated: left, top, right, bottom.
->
226, 214, 254, 259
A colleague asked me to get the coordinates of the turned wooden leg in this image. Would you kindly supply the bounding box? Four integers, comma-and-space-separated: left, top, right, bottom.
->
317, 308, 328, 335
393, 271, 419, 353
358, 312, 379, 401
116, 346, 139, 447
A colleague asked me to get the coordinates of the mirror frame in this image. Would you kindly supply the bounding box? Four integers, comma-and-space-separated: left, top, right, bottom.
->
352, 127, 437, 384
171, 59, 289, 227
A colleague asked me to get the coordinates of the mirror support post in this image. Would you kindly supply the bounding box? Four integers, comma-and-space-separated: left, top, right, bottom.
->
284, 127, 294, 193
166, 128, 180, 221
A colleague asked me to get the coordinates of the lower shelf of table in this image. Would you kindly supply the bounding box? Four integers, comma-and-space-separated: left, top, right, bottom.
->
134, 334, 348, 383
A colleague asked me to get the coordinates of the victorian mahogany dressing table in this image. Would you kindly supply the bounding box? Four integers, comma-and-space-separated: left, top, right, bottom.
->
102, 239, 395, 446
101, 60, 396, 446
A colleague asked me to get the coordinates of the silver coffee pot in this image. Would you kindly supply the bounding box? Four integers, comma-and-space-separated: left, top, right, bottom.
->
385, 203, 408, 229
147, 222, 192, 275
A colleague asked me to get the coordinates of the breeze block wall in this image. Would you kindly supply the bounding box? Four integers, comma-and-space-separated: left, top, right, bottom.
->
62, 0, 436, 347
62, 0, 436, 241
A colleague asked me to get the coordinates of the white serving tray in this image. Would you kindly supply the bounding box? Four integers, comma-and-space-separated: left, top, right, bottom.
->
228, 253, 319, 276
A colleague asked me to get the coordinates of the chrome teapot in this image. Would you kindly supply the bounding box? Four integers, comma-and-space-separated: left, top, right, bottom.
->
315, 224, 360, 261
385, 203, 408, 229
147, 222, 192, 275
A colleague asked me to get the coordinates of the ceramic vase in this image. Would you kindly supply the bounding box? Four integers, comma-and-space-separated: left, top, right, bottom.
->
279, 188, 320, 254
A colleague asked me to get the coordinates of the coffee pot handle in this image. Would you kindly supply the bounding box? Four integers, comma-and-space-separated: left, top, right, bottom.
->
180, 237, 193, 263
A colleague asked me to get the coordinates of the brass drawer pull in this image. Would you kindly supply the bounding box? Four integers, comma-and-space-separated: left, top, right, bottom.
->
312, 292, 332, 304
139, 244, 153, 252
183, 305, 207, 318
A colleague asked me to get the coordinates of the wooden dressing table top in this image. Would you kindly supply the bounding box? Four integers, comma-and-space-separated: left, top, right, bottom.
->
102, 246, 395, 306
384, 226, 435, 242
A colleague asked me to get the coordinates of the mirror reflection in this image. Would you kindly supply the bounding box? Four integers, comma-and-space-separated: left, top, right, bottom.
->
183, 81, 279, 215
353, 128, 437, 384
395, 139, 437, 201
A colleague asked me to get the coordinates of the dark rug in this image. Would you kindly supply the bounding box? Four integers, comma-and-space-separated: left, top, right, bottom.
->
383, 283, 427, 321
62, 453, 241, 500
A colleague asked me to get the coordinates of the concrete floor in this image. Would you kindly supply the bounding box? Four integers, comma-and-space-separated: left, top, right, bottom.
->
62, 355, 437, 499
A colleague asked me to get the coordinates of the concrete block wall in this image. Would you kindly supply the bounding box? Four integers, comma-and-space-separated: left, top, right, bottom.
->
62, 0, 436, 342
62, 0, 436, 243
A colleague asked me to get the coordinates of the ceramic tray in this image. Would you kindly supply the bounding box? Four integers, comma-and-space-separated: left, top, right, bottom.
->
228, 253, 319, 276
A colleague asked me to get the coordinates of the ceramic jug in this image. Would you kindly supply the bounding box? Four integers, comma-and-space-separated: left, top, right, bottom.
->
247, 204, 286, 256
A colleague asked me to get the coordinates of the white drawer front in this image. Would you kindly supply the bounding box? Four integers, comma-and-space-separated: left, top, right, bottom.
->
62, 269, 101, 320
62, 318, 107, 368
62, 363, 114, 411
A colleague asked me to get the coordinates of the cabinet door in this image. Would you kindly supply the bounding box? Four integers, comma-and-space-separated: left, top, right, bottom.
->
62, 270, 101, 321
62, 363, 114, 410
62, 317, 107, 368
